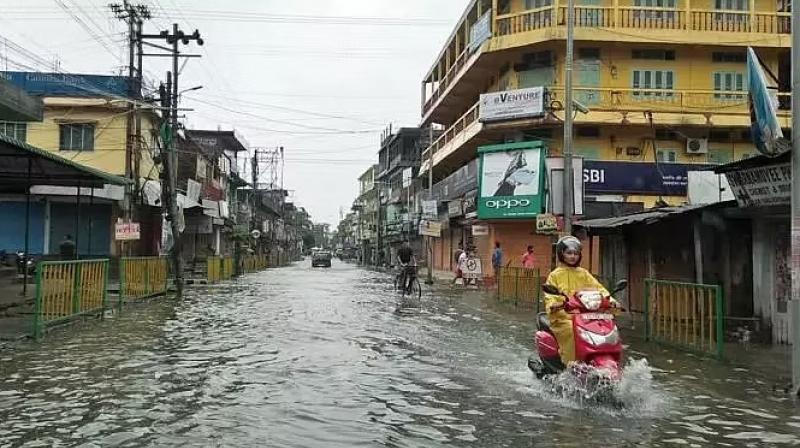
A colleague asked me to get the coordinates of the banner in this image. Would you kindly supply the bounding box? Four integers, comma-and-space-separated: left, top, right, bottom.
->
115, 220, 140, 241
724, 162, 790, 207
469, 10, 492, 53
471, 224, 489, 236
747, 47, 788, 157
479, 87, 545, 123
478, 141, 545, 219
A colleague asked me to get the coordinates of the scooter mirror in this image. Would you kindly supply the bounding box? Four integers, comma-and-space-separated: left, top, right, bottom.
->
611, 279, 628, 295
541, 284, 561, 296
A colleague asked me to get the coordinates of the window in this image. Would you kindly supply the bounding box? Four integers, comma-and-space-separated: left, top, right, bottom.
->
634, 0, 677, 20
59, 123, 95, 151
577, 126, 601, 137
657, 149, 677, 162
578, 48, 601, 59
632, 49, 676, 60
707, 147, 733, 164
632, 69, 675, 97
525, 0, 552, 9
714, 0, 748, 23
654, 129, 678, 140
713, 72, 746, 99
575, 147, 602, 160
712, 51, 746, 63
0, 122, 26, 141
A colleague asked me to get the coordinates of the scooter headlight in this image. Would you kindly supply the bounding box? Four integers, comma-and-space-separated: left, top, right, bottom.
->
578, 327, 619, 346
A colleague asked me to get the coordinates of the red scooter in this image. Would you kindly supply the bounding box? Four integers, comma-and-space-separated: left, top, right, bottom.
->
528, 280, 628, 382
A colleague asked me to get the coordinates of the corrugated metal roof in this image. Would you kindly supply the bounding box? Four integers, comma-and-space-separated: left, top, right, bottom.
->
575, 202, 731, 230
0, 133, 130, 188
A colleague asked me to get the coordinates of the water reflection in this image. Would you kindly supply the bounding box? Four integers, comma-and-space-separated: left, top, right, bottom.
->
0, 261, 797, 447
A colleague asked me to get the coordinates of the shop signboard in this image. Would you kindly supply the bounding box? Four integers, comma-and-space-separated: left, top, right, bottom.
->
724, 162, 790, 207
478, 141, 545, 219
582, 161, 711, 195
418, 220, 442, 237
448, 199, 463, 217
479, 87, 545, 123
471, 224, 489, 236
469, 10, 492, 53
461, 257, 483, 279
536, 214, 559, 234
115, 220, 140, 241
422, 200, 438, 219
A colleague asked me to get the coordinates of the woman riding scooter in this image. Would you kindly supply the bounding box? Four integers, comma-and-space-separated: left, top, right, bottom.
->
544, 236, 617, 366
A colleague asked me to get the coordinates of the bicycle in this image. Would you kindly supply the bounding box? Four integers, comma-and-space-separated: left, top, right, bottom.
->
394, 264, 421, 300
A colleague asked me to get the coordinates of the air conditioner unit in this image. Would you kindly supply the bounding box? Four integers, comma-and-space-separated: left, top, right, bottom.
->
686, 138, 709, 155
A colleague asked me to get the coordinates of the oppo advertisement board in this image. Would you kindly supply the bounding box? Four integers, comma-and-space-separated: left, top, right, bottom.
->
477, 141, 545, 219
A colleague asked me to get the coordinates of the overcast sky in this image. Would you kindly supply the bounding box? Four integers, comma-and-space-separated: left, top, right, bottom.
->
1, 0, 466, 225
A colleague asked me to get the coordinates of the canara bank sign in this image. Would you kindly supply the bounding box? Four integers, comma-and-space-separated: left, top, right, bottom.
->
479, 87, 545, 122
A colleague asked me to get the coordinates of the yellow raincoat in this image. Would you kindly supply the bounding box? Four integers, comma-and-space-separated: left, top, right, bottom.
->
543, 266, 610, 365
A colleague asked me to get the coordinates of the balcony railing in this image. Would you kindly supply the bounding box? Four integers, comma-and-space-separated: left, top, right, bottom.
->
424, 87, 790, 158
495, 6, 790, 35
424, 5, 789, 116
423, 102, 480, 159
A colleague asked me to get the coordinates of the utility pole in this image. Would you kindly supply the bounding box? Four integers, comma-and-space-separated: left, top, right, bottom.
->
790, 0, 800, 396
426, 125, 434, 285
562, 0, 576, 235
140, 23, 204, 297
111, 1, 150, 250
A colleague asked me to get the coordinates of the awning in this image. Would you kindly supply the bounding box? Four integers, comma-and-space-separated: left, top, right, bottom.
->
0, 133, 130, 192
576, 202, 735, 231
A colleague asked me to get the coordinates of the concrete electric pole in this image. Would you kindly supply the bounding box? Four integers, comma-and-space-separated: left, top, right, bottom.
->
562, 0, 576, 235
140, 24, 204, 297
790, 0, 800, 396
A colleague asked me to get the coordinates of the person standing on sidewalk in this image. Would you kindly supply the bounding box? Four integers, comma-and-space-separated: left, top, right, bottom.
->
492, 242, 503, 272
521, 245, 535, 269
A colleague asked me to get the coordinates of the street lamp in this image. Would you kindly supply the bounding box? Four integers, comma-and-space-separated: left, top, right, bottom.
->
178, 85, 203, 96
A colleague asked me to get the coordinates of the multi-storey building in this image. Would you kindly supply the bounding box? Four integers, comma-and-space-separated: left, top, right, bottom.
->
376, 127, 424, 265
355, 165, 379, 265
422, 0, 790, 276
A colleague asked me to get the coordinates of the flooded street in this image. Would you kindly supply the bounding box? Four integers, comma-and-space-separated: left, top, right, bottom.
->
1, 260, 799, 447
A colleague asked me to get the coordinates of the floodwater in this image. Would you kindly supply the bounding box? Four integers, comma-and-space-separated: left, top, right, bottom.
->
1, 260, 799, 447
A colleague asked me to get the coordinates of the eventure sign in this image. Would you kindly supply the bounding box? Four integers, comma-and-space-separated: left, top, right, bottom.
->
479, 87, 545, 123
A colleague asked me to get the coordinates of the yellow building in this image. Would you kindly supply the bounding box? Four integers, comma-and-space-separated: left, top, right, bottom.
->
421, 0, 790, 272
0, 72, 161, 256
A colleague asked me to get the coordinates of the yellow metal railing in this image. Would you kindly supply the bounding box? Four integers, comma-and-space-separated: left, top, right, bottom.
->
222, 257, 234, 280
496, 267, 543, 310
33, 259, 109, 339
207, 256, 222, 283
119, 257, 168, 305
644, 279, 724, 358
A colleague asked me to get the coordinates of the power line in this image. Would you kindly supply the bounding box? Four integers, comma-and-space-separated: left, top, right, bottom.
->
185, 97, 381, 134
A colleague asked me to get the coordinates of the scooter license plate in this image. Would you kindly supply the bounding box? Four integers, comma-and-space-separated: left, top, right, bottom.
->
582, 313, 613, 320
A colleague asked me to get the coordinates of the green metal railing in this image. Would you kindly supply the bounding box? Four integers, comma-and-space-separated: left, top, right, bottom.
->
33, 259, 109, 339
496, 267, 542, 310
119, 257, 169, 308
644, 279, 725, 359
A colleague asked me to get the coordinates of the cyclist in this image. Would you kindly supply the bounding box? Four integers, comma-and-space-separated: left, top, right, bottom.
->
396, 241, 416, 292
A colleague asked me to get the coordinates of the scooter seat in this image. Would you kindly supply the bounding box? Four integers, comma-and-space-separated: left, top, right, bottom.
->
537, 312, 551, 332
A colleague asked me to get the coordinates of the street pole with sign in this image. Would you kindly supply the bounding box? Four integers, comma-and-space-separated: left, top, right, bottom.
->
791, 2, 800, 396
426, 126, 434, 285
562, 0, 575, 235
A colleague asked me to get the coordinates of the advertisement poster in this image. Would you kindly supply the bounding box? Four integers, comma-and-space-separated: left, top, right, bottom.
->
478, 142, 545, 219
479, 87, 545, 123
